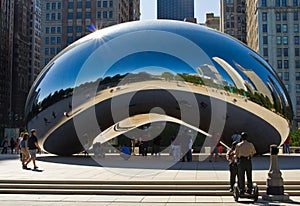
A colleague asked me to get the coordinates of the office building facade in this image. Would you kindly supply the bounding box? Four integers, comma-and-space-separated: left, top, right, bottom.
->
246, 0, 300, 125
157, 0, 194, 21
220, 0, 247, 43
205, 13, 220, 30
41, 0, 138, 67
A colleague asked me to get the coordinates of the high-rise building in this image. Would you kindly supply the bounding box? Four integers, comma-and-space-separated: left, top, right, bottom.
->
129, 0, 140, 21
10, 0, 32, 127
0, 0, 14, 128
157, 0, 194, 21
0, 0, 42, 129
220, 0, 247, 43
246, 0, 300, 125
41, 0, 137, 67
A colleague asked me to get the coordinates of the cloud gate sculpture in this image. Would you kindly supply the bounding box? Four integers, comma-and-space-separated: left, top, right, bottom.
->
25, 20, 292, 157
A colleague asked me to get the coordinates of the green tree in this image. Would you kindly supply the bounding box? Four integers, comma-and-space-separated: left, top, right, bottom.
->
290, 129, 300, 146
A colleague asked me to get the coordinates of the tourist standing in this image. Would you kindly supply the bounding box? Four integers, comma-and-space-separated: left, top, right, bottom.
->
226, 141, 238, 192
20, 133, 30, 169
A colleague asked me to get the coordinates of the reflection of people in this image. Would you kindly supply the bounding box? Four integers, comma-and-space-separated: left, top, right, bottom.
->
120, 145, 131, 160
171, 136, 181, 162
235, 132, 256, 194
226, 141, 238, 192
283, 136, 291, 154
231, 131, 241, 143
152, 135, 161, 156
209, 133, 220, 162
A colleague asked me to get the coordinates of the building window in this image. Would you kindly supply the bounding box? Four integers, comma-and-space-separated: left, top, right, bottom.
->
67, 37, 73, 44
297, 96, 300, 105
103, 1, 108, 7
282, 0, 287, 6
57, 37, 61, 44
277, 48, 282, 56
86, 12, 91, 19
295, 24, 299, 32
276, 24, 281, 32
283, 36, 288, 44
97, 1, 101, 7
67, 26, 73, 33
46, 3, 50, 10
263, 48, 268, 56
68, 2, 74, 9
51, 27, 56, 33
109, 1, 113, 7
277, 60, 283, 68
294, 0, 299, 6
284, 72, 289, 80
263, 24, 267, 32
276, 0, 280, 6
296, 72, 300, 80
46, 13, 50, 20
278, 72, 282, 80
51, 37, 55, 45
283, 12, 287, 21
77, 1, 82, 8
51, 13, 56, 20
45, 48, 49, 55
276, 12, 281, 21
283, 24, 288, 32
295, 36, 300, 45
296, 60, 300, 68
76, 26, 82, 32
97, 11, 101, 19
45, 37, 49, 44
297, 84, 300, 93
284, 48, 288, 56
86, 1, 91, 8
262, 12, 267, 21
50, 48, 55, 55
68, 13, 73, 19
295, 12, 299, 20
103, 11, 107, 18
263, 36, 268, 44
57, 27, 61, 33
57, 48, 61, 53
284, 60, 289, 68
262, 0, 267, 7
52, 2, 56, 9
77, 12, 82, 19
58, 2, 62, 9
109, 11, 113, 18
277, 36, 282, 44
57, 13, 61, 20
296, 48, 300, 56
46, 27, 49, 34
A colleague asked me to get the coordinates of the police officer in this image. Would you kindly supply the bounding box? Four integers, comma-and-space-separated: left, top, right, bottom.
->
235, 132, 256, 194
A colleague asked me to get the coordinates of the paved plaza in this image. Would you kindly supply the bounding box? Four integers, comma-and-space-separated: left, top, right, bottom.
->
0, 153, 300, 205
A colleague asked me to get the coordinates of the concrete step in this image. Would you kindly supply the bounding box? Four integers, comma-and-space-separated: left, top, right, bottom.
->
0, 180, 299, 196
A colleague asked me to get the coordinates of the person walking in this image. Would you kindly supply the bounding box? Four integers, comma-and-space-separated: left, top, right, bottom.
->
1, 137, 8, 154
10, 137, 16, 154
283, 136, 291, 154
20, 133, 30, 169
226, 141, 238, 192
235, 132, 256, 194
26, 129, 41, 169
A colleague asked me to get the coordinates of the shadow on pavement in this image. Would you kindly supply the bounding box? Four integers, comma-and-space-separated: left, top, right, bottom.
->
35, 154, 300, 171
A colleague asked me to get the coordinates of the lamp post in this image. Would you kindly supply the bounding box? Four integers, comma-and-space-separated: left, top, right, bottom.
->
262, 144, 289, 201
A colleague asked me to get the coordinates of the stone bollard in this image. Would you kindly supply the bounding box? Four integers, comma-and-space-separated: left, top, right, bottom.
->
262, 144, 289, 201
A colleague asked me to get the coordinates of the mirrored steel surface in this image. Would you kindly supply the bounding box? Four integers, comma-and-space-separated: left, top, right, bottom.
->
25, 20, 293, 156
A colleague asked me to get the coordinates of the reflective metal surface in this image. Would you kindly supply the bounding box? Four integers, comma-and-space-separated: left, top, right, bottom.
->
25, 20, 293, 156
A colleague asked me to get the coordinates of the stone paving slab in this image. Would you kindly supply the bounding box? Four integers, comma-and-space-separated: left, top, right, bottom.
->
0, 153, 300, 205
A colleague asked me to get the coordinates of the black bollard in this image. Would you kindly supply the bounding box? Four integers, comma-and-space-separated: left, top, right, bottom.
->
262, 144, 289, 201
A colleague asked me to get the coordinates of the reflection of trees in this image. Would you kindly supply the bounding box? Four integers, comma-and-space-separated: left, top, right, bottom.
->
224, 86, 292, 119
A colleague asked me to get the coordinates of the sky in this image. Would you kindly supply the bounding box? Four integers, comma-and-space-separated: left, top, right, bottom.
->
140, 0, 220, 23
